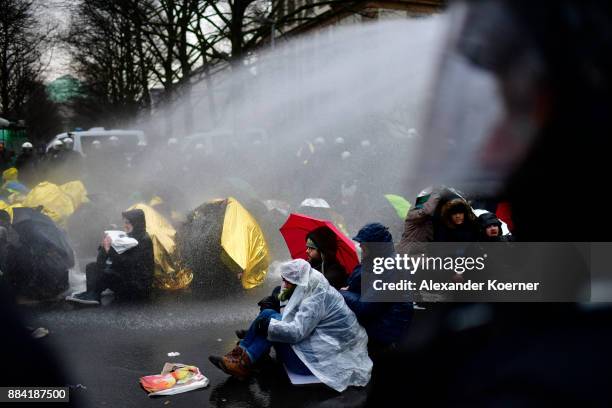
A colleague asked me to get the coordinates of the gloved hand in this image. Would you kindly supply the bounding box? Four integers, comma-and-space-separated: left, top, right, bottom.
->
257, 295, 280, 312
255, 316, 271, 337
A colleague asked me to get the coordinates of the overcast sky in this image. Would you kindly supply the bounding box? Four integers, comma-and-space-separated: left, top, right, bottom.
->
39, 0, 72, 82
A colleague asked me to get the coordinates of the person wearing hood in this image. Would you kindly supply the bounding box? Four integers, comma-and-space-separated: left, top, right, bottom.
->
66, 209, 154, 305
209, 259, 372, 392
434, 193, 479, 243
397, 187, 441, 255
477, 212, 513, 242
341, 223, 414, 358
305, 226, 347, 289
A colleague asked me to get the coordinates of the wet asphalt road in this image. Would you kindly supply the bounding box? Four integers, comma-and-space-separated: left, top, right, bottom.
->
17, 268, 370, 408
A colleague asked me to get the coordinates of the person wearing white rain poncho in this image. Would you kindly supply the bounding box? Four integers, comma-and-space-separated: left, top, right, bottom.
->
209, 259, 372, 392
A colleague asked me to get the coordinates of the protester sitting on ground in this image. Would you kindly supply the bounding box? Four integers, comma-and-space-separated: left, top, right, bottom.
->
305, 226, 347, 289
66, 209, 154, 305
341, 223, 414, 358
434, 193, 479, 242
478, 212, 513, 242
209, 259, 372, 392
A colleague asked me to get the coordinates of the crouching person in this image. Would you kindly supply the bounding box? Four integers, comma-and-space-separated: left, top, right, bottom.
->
66, 209, 154, 305
209, 258, 372, 392
341, 223, 414, 359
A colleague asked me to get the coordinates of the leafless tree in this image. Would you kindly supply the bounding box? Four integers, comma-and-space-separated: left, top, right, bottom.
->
0, 0, 61, 143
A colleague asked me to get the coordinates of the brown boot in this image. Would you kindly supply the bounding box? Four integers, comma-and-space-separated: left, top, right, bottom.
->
209, 346, 253, 380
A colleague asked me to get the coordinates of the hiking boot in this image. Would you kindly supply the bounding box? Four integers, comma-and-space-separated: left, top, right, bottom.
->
209, 346, 252, 380
66, 291, 100, 305
235, 329, 247, 339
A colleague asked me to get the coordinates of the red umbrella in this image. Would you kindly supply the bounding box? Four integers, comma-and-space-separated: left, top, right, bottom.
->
279, 213, 358, 275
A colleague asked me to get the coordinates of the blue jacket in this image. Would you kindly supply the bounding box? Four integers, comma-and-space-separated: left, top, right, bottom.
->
342, 255, 414, 346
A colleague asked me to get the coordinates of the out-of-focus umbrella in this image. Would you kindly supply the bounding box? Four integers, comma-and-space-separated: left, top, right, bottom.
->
279, 213, 358, 275
384, 194, 411, 220
176, 197, 269, 291
298, 197, 348, 235
127, 203, 193, 290
300, 198, 330, 208
10, 207, 73, 298
263, 199, 291, 216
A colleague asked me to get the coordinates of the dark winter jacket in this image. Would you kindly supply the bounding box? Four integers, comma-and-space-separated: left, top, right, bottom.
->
342, 242, 413, 346
477, 212, 513, 242
397, 190, 441, 255
306, 226, 347, 289
434, 196, 479, 243
97, 209, 154, 297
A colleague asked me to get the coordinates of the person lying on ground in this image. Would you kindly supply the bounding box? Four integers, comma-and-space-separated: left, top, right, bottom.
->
209, 258, 372, 392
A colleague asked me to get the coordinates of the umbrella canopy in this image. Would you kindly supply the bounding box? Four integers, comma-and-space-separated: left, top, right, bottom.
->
10, 207, 73, 298
176, 197, 269, 292
300, 198, 330, 208
384, 194, 411, 220
279, 213, 358, 275
12, 207, 74, 269
297, 199, 348, 235
263, 199, 291, 216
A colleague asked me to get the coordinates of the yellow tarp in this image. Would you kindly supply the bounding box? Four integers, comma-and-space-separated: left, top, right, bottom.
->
60, 181, 90, 209
127, 203, 193, 290
16, 180, 89, 226
22, 182, 75, 225
221, 197, 270, 289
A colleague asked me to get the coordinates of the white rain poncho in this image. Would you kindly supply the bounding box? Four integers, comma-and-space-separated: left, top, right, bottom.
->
267, 259, 372, 392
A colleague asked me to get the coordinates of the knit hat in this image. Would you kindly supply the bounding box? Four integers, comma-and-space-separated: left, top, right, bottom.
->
353, 223, 393, 243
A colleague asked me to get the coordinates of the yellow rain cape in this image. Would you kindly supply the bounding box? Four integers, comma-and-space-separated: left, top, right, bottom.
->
18, 180, 89, 226
127, 203, 193, 290
219, 197, 270, 289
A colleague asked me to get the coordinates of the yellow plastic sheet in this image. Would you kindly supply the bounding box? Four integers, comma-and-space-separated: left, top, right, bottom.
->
127, 203, 193, 290
60, 181, 90, 209
221, 197, 270, 289
22, 182, 75, 225
17, 180, 89, 226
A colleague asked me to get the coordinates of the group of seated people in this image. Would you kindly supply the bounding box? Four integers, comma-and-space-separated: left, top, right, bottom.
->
64, 187, 509, 392
209, 222, 416, 392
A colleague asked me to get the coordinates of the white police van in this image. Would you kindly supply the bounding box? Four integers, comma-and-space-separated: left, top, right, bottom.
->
46, 127, 147, 157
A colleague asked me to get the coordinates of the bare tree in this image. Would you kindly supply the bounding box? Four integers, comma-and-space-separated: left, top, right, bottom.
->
66, 0, 155, 126
0, 0, 61, 144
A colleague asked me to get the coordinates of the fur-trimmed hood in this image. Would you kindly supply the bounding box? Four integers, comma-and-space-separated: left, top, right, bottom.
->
440, 197, 476, 229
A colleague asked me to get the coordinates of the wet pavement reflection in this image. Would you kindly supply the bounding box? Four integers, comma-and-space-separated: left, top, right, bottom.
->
18, 274, 370, 407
